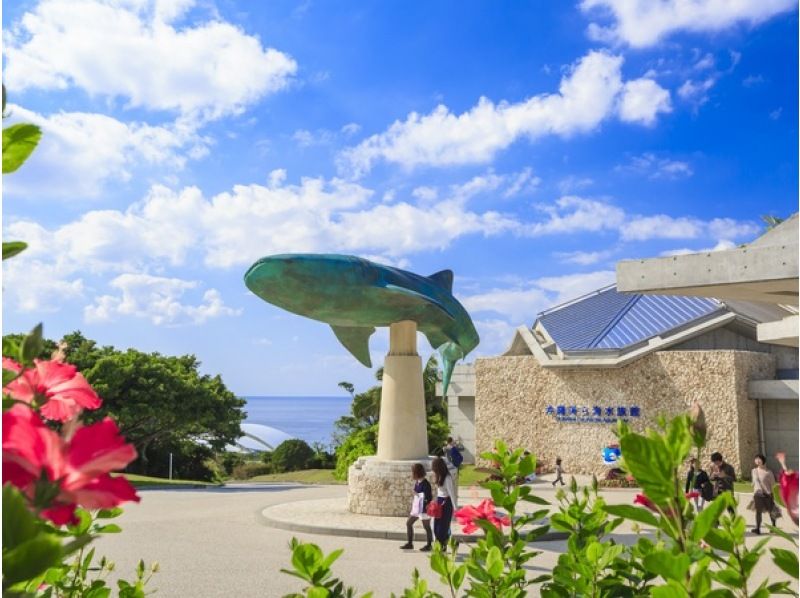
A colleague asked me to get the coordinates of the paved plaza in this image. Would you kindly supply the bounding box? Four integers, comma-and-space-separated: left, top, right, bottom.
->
94, 483, 799, 597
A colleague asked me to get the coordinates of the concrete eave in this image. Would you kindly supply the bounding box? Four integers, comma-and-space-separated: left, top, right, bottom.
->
504, 312, 737, 369
748, 379, 799, 400
757, 315, 799, 347
616, 243, 799, 306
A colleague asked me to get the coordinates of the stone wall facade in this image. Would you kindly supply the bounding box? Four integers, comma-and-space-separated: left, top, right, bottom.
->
475, 350, 774, 478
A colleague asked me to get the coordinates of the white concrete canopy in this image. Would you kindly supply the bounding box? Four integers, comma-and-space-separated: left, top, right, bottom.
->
617, 215, 799, 306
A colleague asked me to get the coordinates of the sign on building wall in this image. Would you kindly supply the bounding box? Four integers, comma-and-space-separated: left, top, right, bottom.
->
545, 404, 641, 424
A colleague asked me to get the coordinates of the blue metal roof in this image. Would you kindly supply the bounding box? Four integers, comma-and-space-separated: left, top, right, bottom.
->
537, 286, 722, 351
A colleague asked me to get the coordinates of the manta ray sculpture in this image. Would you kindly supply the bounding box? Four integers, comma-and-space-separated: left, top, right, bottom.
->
244, 254, 479, 394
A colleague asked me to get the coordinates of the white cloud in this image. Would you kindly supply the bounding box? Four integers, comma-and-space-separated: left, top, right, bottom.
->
694, 53, 716, 71
527, 196, 626, 236
4, 0, 297, 120
341, 123, 362, 136
581, 0, 796, 48
503, 167, 541, 198
770, 108, 783, 120
617, 78, 672, 126
4, 105, 208, 198
742, 74, 765, 87
84, 273, 240, 325
292, 128, 335, 147
678, 78, 717, 107
2, 258, 85, 312
340, 51, 671, 176
621, 215, 704, 241
554, 249, 615, 265
661, 239, 737, 256
617, 153, 693, 179
706, 217, 761, 240
412, 186, 439, 201
462, 270, 616, 324
558, 176, 594, 194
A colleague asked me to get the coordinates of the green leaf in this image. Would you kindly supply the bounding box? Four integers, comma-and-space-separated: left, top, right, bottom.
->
3, 123, 42, 174
307, 588, 330, 598
452, 564, 467, 590
771, 548, 799, 579
3, 534, 62, 586
602, 504, 659, 528
650, 582, 689, 598
691, 495, 727, 542
3, 368, 19, 387
618, 434, 673, 503
94, 524, 122, 534
320, 548, 343, 571
585, 541, 603, 565
485, 546, 503, 579
20, 323, 44, 365
2, 241, 27, 261
643, 551, 690, 582
704, 528, 734, 553
95, 508, 124, 519
2, 484, 38, 548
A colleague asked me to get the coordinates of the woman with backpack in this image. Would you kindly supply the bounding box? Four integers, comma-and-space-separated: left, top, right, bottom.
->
400, 463, 433, 551
430, 456, 457, 548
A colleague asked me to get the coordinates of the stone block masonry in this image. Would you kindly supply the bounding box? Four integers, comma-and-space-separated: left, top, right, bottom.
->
475, 350, 774, 478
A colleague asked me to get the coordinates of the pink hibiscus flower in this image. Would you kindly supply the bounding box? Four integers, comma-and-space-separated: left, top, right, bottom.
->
634, 494, 676, 518
3, 404, 139, 525
454, 499, 511, 534
3, 358, 101, 421
776, 452, 799, 525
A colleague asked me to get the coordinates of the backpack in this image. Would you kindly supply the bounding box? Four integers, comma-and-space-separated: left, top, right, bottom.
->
449, 446, 464, 468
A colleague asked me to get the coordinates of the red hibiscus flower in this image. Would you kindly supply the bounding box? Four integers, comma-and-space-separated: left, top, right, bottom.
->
454, 499, 511, 534
685, 491, 700, 500
3, 404, 139, 525
776, 452, 799, 525
634, 494, 676, 518
3, 358, 101, 422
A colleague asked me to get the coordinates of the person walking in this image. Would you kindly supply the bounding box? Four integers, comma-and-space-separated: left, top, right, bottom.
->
710, 452, 736, 515
431, 456, 457, 548
685, 458, 710, 511
400, 463, 433, 551
751, 453, 778, 535
552, 457, 565, 486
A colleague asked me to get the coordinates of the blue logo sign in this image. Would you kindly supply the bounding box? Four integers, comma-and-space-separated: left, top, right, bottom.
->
545, 405, 642, 424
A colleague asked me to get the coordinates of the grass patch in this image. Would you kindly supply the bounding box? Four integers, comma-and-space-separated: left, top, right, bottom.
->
245, 469, 344, 484
116, 473, 221, 488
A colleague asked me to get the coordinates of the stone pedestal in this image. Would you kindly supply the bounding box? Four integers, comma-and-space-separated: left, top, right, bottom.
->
348, 321, 431, 515
348, 456, 434, 516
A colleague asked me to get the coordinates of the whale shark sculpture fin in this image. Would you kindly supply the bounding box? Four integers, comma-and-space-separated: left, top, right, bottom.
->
384, 284, 457, 321
331, 325, 374, 367
427, 270, 453, 292
423, 329, 449, 353
438, 341, 465, 397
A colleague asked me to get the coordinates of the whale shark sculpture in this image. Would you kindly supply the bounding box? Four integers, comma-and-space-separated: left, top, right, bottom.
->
244, 254, 479, 394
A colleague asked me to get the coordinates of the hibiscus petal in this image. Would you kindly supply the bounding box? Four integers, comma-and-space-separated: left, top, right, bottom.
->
40, 397, 85, 423
47, 372, 102, 410
67, 474, 139, 509
2, 404, 65, 483
34, 360, 79, 388
66, 418, 137, 479
2, 357, 22, 373
4, 370, 39, 404
41, 503, 79, 526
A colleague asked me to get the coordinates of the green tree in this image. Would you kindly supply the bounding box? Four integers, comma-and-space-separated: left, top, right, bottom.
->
272, 439, 315, 472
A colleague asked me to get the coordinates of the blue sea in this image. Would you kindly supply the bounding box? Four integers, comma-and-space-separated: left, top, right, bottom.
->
241, 396, 352, 447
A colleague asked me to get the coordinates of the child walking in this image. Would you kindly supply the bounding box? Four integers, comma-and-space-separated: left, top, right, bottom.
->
552, 457, 565, 486
400, 463, 433, 551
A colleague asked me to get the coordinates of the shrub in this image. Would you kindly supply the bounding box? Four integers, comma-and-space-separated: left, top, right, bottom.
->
334, 424, 377, 480
271, 439, 315, 473
220, 451, 246, 475
231, 461, 273, 479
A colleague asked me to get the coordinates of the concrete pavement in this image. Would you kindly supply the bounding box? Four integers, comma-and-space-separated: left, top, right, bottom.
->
94, 483, 799, 597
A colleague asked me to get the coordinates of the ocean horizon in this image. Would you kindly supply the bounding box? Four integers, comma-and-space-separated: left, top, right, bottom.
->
241, 395, 352, 447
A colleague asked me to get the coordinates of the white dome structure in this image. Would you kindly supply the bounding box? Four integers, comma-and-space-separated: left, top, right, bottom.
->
233, 423, 294, 453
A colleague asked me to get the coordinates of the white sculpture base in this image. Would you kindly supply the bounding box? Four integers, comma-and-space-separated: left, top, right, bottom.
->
347, 456, 434, 516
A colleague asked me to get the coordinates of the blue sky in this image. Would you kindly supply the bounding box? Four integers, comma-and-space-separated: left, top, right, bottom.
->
3, 0, 797, 395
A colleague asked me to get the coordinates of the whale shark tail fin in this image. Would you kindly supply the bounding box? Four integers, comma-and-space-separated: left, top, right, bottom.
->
439, 341, 464, 397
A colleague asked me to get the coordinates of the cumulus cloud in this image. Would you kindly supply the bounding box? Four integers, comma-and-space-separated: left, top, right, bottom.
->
660, 239, 737, 256
340, 51, 671, 177
678, 78, 717, 108
4, 105, 209, 198
621, 215, 759, 242
618, 79, 672, 125
4, 0, 297, 120
554, 249, 615, 265
84, 273, 240, 325
581, 0, 796, 48
527, 196, 626, 236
